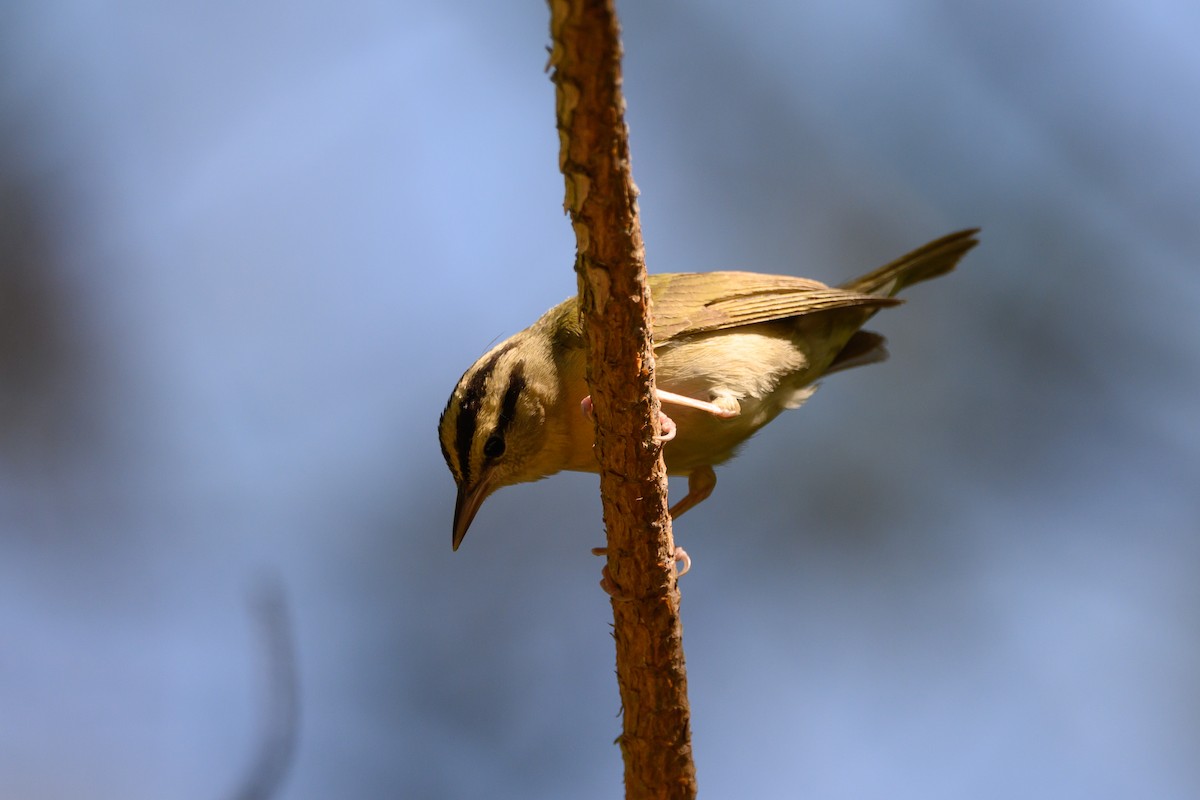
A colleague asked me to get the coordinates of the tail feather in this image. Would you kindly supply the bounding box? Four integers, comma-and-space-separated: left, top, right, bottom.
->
840, 228, 980, 298
826, 330, 888, 374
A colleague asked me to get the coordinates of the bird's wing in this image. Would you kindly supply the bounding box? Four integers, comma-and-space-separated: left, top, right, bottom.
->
648, 271, 898, 342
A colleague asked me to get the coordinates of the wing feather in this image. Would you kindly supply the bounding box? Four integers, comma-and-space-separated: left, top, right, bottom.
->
648, 271, 898, 342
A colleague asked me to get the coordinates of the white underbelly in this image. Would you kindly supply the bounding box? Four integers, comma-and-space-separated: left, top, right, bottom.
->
654, 324, 829, 473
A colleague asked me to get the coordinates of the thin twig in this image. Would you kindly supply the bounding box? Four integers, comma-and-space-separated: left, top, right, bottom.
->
230, 577, 300, 800
547, 1, 697, 797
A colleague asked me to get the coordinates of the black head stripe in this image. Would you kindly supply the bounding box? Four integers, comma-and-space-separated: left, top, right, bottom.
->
453, 342, 515, 485
492, 361, 527, 446
438, 406, 454, 474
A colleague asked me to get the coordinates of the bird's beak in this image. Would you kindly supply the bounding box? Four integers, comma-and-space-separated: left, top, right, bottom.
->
452, 479, 491, 551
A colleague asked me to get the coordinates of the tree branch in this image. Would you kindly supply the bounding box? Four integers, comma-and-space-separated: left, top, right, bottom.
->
547, 1, 697, 797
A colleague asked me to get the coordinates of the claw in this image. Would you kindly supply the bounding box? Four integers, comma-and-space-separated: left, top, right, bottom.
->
673, 546, 691, 577
592, 548, 630, 600
598, 565, 632, 600
655, 411, 677, 443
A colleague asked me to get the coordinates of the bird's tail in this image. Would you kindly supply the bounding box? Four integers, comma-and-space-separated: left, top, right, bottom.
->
824, 228, 979, 375
840, 228, 980, 298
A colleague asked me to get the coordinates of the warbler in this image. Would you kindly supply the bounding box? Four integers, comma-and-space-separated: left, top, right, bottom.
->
439, 229, 978, 550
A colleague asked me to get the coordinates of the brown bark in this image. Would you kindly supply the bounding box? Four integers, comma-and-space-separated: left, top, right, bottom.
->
547, 1, 697, 798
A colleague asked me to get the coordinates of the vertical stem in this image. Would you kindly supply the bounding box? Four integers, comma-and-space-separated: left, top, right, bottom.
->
547, 1, 697, 798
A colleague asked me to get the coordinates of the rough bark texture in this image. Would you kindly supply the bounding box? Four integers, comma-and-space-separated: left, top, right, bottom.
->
547, 2, 697, 798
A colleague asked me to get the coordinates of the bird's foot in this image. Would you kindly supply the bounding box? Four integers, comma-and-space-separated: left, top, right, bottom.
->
590, 547, 629, 600
673, 546, 691, 577
580, 396, 678, 443
655, 411, 677, 443
592, 545, 690, 598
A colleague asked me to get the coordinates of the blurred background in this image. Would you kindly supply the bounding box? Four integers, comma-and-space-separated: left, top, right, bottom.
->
2, 1, 1197, 798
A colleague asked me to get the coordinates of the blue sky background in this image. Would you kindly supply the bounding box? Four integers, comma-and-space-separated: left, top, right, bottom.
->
1, 2, 1198, 798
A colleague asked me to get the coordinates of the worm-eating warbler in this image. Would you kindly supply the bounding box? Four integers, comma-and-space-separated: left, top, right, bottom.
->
439, 229, 978, 550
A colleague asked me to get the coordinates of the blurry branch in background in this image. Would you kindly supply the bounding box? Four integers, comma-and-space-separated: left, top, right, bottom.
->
547, 1, 697, 798
229, 577, 300, 800
0, 165, 83, 466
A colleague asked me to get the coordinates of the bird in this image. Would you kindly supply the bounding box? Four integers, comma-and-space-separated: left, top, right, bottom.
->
439, 229, 979, 552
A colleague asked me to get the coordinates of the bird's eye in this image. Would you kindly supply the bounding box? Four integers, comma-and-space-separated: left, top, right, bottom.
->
483, 434, 506, 459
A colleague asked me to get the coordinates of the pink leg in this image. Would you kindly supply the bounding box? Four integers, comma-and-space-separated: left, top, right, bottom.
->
656, 389, 741, 418
583, 390, 740, 419
668, 465, 716, 519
